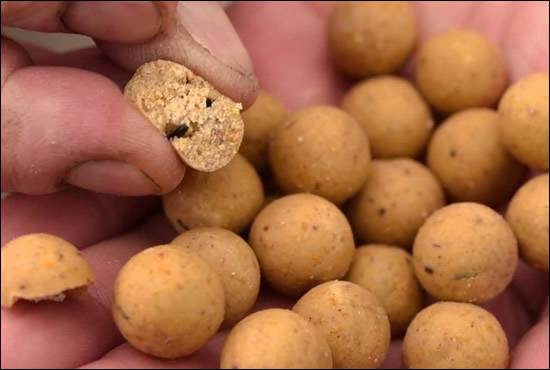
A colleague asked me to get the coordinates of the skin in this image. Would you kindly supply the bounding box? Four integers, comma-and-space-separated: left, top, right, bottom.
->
1, 2, 549, 369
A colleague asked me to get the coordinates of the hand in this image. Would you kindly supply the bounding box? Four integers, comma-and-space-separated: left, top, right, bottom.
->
2, 2, 548, 369
1, 1, 257, 196
1, 1, 258, 368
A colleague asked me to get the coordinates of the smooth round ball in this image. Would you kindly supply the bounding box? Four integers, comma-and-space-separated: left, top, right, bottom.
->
345, 245, 423, 335
328, 1, 418, 78
249, 194, 355, 297
403, 302, 509, 369
240, 90, 288, 172
112, 245, 225, 359
268, 106, 370, 204
220, 309, 332, 369
1, 233, 94, 308
427, 108, 526, 206
163, 154, 264, 233
293, 281, 390, 368
415, 29, 507, 114
348, 158, 445, 248
341, 76, 433, 158
171, 228, 261, 326
413, 203, 518, 303
499, 73, 549, 170
506, 174, 549, 272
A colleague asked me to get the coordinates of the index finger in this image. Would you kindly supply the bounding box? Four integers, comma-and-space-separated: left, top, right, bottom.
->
1, 1, 169, 43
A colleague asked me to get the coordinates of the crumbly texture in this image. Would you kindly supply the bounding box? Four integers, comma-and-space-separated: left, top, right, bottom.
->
427, 108, 526, 206
293, 281, 390, 369
112, 245, 225, 359
124, 59, 244, 172
171, 228, 261, 326
403, 302, 509, 369
415, 29, 507, 114
413, 203, 518, 303
1, 233, 94, 308
345, 245, 424, 336
240, 90, 288, 172
268, 106, 371, 205
249, 194, 355, 297
327, 1, 418, 78
506, 174, 549, 272
163, 154, 264, 233
347, 159, 445, 248
341, 76, 433, 158
220, 309, 333, 369
498, 73, 549, 171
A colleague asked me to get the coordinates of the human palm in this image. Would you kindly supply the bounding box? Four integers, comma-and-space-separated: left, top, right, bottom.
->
1, 1, 548, 368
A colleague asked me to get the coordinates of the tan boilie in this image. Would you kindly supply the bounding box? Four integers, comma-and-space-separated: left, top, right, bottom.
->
345, 245, 424, 335
124, 60, 244, 172
415, 30, 507, 114
328, 1, 418, 78
293, 281, 391, 369
249, 194, 355, 297
341, 76, 433, 158
220, 309, 333, 369
499, 73, 549, 171
1, 233, 94, 308
112, 245, 225, 359
171, 228, 261, 326
403, 302, 509, 369
347, 158, 445, 248
268, 106, 371, 204
240, 90, 288, 172
427, 108, 526, 206
506, 174, 549, 272
163, 154, 264, 234
413, 203, 518, 303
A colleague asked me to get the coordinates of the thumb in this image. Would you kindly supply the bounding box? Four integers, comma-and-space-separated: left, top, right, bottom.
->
99, 1, 259, 107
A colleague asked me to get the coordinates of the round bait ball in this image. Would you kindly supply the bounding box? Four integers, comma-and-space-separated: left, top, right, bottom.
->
345, 245, 424, 335
171, 227, 261, 326
403, 302, 509, 369
220, 308, 332, 369
293, 281, 390, 369
240, 90, 288, 172
341, 76, 433, 158
427, 108, 526, 206
506, 174, 549, 272
163, 154, 264, 233
268, 106, 370, 204
249, 194, 355, 297
347, 158, 445, 248
112, 245, 225, 359
413, 203, 518, 303
328, 1, 418, 78
415, 29, 507, 114
499, 73, 549, 170
1, 233, 94, 308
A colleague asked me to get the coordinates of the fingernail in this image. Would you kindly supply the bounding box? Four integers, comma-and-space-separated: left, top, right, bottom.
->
63, 1, 161, 43
65, 160, 161, 196
177, 1, 254, 76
